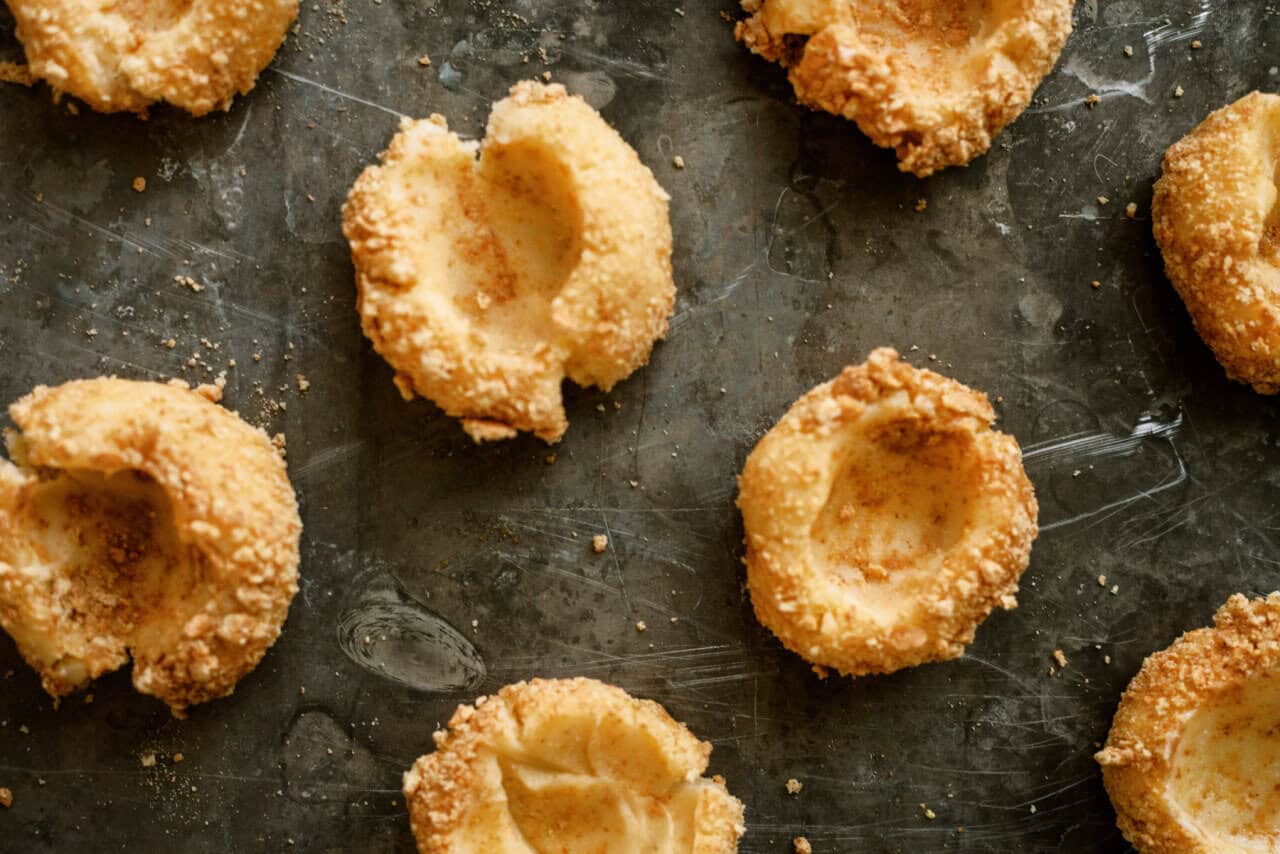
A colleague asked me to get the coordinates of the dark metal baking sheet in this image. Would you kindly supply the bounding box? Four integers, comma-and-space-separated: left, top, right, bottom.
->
1, 1, 1277, 851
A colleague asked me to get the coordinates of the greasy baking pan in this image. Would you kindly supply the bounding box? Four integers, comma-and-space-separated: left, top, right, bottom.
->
1, 1, 1276, 851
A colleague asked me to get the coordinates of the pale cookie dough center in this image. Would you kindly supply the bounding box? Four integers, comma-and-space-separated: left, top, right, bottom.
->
23, 468, 197, 676
463, 140, 585, 347
1261, 153, 1280, 262
853, 0, 1001, 72
1168, 669, 1280, 847
105, 0, 195, 31
812, 426, 977, 589
492, 711, 709, 852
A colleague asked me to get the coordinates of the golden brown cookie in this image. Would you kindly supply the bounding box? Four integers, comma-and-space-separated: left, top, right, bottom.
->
343, 81, 675, 444
403, 677, 745, 853
737, 348, 1038, 676
735, 0, 1074, 176
1096, 593, 1280, 854
6, 0, 298, 115
0, 378, 300, 716
1153, 91, 1280, 394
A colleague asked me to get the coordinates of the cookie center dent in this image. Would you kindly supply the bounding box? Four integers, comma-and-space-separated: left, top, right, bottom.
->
853, 0, 998, 63
1167, 669, 1280, 847
466, 139, 585, 343
21, 468, 197, 677
812, 424, 978, 586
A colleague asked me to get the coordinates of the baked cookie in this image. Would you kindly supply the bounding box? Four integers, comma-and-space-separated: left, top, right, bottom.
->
403, 677, 745, 853
737, 348, 1038, 676
735, 0, 1074, 176
1096, 593, 1280, 854
343, 81, 675, 444
0, 378, 300, 716
5, 0, 297, 115
1153, 91, 1280, 393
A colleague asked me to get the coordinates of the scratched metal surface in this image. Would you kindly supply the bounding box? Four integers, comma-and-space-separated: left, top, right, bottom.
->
0, 1, 1277, 851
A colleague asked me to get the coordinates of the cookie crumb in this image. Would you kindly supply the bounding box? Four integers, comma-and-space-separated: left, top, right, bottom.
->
1052, 649, 1068, 668
634, 620, 647, 633
785, 778, 803, 795
132, 177, 147, 193
1123, 45, 1134, 57
672, 154, 685, 169
417, 54, 432, 66
1097, 574, 1107, 587
793, 837, 812, 854
922, 804, 937, 820
295, 373, 310, 393
1125, 202, 1137, 219
140, 752, 157, 768
592, 534, 609, 553
1090, 280, 1101, 289
0, 788, 10, 808
173, 753, 185, 763
1096, 195, 1109, 205
1174, 85, 1184, 98
1085, 93, 1101, 107
914, 197, 928, 213
1190, 39, 1202, 49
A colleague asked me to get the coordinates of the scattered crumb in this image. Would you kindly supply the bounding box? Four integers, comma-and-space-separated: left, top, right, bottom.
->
1097, 574, 1107, 586
592, 534, 609, 554
793, 837, 812, 854
811, 663, 830, 679
1090, 280, 1101, 289
1053, 649, 1068, 668
132, 176, 147, 193
173, 753, 185, 763
295, 373, 310, 393
140, 752, 157, 768
417, 54, 432, 67
0, 788, 10, 808
1110, 584, 1120, 595
1174, 85, 1184, 98
1123, 45, 1134, 57
1030, 804, 1038, 814
634, 620, 647, 633
1190, 39, 1202, 49
672, 154, 685, 169
541, 70, 552, 81
1096, 195, 1109, 205
786, 778, 803, 795
922, 804, 937, 820
914, 197, 928, 213
1085, 93, 1101, 107
1125, 202, 1137, 219
1104, 655, 1112, 664
544, 453, 557, 465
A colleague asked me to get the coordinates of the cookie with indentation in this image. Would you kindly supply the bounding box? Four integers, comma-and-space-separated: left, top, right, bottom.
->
403, 677, 745, 853
1096, 593, 1280, 854
1153, 91, 1280, 393
735, 0, 1074, 176
0, 378, 300, 716
5, 0, 297, 115
342, 81, 675, 444
737, 347, 1038, 677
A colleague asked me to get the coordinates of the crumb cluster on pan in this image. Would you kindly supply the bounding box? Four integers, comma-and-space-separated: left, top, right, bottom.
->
0, 378, 301, 716
5, 0, 298, 115
1153, 91, 1280, 394
737, 347, 1038, 677
1096, 593, 1280, 854
734, 0, 1075, 176
403, 677, 745, 853
343, 81, 676, 444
